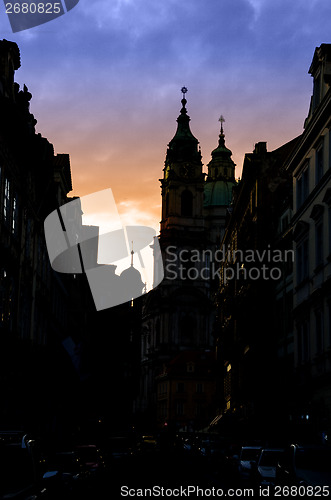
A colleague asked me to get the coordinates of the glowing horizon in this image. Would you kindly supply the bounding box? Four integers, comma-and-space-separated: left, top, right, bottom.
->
2, 0, 329, 234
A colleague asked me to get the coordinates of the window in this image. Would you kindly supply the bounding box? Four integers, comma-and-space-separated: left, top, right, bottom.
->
181, 190, 193, 216
296, 238, 309, 283
315, 220, 324, 267
196, 383, 204, 393
315, 309, 324, 354
11, 194, 18, 235
186, 362, 195, 373
296, 166, 309, 209
195, 403, 204, 417
313, 73, 321, 109
297, 320, 310, 363
158, 383, 168, 395
315, 143, 324, 184
0, 269, 14, 330
175, 400, 184, 416
224, 363, 232, 399
281, 214, 289, 233
310, 205, 324, 268
4, 178, 10, 223
180, 315, 195, 345
176, 382, 185, 393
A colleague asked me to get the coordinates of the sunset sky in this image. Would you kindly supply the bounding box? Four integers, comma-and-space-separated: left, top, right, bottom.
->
1, 0, 331, 232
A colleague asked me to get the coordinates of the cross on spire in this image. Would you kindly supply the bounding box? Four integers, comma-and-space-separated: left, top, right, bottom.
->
219, 115, 225, 135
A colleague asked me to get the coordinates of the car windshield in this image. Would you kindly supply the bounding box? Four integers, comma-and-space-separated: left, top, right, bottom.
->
296, 448, 331, 472
241, 448, 260, 461
259, 450, 283, 466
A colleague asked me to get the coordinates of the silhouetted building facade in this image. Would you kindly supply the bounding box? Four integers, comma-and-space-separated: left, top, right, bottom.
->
214, 139, 298, 440
135, 91, 236, 431
282, 43, 331, 441
0, 39, 92, 440
215, 43, 331, 443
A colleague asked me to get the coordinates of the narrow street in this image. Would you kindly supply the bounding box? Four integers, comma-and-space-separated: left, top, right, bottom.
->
45, 436, 252, 499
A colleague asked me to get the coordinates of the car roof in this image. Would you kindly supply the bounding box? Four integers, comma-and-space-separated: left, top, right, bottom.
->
241, 446, 261, 449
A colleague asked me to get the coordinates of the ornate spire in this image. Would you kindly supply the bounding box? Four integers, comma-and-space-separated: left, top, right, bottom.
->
176, 86, 190, 128
218, 115, 225, 147
179, 86, 188, 116
206, 115, 236, 182
165, 87, 201, 163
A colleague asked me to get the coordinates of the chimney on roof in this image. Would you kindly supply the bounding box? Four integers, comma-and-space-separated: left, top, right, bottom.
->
254, 142, 267, 155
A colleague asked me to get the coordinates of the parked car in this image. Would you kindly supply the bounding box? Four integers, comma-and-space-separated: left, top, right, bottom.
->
276, 444, 331, 486
42, 449, 86, 499
0, 430, 47, 500
74, 444, 105, 476
237, 446, 262, 480
107, 435, 134, 461
136, 434, 158, 454
252, 448, 284, 486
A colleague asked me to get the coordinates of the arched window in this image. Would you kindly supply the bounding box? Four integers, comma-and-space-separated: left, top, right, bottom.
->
181, 190, 193, 216
179, 314, 196, 345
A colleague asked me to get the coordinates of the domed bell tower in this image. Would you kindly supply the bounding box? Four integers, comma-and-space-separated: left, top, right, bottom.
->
203, 116, 236, 246
160, 88, 205, 238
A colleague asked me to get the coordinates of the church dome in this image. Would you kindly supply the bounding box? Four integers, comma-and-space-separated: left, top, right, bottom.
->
120, 264, 142, 281
203, 179, 235, 207
204, 116, 236, 207
211, 141, 232, 159
120, 263, 145, 299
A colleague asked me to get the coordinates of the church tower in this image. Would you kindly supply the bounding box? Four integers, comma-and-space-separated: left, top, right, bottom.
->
160, 87, 205, 237
136, 89, 216, 432
203, 116, 236, 246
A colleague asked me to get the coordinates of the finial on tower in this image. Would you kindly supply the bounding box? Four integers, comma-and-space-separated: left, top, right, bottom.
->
131, 241, 134, 267
180, 86, 188, 114
219, 115, 225, 135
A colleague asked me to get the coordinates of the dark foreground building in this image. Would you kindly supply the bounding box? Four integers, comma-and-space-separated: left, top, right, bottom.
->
0, 39, 83, 439
0, 40, 148, 444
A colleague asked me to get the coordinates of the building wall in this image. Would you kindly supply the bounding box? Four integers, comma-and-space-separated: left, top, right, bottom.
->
0, 39, 88, 440
285, 44, 331, 440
